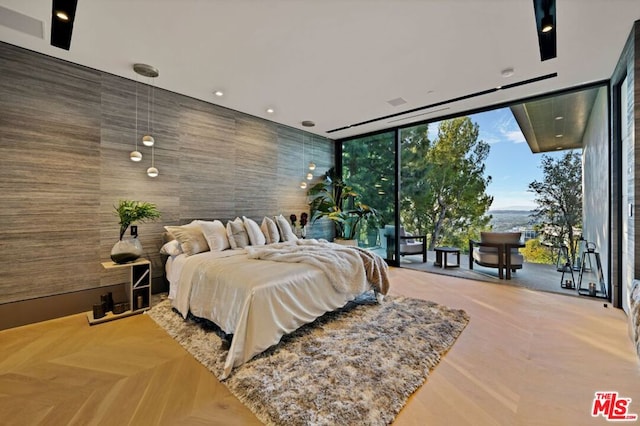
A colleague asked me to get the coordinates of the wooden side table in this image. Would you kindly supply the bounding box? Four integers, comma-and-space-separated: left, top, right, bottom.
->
434, 247, 460, 268
86, 258, 151, 325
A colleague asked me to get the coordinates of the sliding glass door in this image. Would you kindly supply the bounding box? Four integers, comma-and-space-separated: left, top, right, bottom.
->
341, 131, 398, 264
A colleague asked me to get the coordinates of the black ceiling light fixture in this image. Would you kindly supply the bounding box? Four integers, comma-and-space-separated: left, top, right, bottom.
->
51, 0, 78, 50
541, 13, 553, 33
533, 0, 556, 61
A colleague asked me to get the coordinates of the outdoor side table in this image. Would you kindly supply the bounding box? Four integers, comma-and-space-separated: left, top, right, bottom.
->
434, 247, 460, 268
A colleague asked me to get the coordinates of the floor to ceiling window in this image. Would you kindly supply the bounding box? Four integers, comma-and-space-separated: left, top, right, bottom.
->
337, 84, 610, 300
341, 131, 397, 264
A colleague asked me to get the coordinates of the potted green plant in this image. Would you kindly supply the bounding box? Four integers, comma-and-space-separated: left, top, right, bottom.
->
111, 200, 161, 263
307, 167, 378, 245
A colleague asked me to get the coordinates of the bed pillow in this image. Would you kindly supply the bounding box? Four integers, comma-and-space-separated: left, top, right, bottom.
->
164, 222, 209, 256
275, 214, 298, 242
243, 216, 266, 246
159, 239, 183, 256
196, 220, 230, 251
260, 216, 280, 244
227, 217, 250, 249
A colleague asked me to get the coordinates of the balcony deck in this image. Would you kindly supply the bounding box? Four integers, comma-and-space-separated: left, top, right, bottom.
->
375, 249, 609, 301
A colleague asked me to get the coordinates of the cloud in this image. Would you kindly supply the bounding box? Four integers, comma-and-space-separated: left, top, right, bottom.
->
482, 134, 502, 145
503, 130, 526, 144
493, 112, 526, 144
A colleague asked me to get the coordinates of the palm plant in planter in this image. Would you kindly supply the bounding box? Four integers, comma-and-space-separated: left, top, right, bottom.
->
308, 167, 378, 244
111, 200, 161, 263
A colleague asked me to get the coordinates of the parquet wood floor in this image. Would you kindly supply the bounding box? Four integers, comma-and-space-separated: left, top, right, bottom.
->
1, 268, 638, 425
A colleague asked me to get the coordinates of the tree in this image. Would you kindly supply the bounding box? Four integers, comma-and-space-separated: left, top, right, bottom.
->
401, 118, 493, 250
528, 151, 582, 265
520, 239, 555, 264
342, 132, 396, 243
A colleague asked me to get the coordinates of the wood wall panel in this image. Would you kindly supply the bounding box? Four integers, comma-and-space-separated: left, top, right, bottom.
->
0, 43, 102, 304
0, 42, 334, 311
177, 98, 237, 220
234, 116, 280, 218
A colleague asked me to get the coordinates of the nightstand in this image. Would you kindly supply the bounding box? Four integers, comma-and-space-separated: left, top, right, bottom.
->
86, 258, 152, 325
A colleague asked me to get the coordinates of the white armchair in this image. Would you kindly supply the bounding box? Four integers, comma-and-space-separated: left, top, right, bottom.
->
469, 232, 524, 279
384, 225, 427, 263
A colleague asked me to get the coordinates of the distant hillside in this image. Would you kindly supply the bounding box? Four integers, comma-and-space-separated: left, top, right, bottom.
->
488, 210, 538, 232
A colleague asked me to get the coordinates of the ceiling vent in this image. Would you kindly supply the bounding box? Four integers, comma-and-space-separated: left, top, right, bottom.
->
387, 97, 407, 107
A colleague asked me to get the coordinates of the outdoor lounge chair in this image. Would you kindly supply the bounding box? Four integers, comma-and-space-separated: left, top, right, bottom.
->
399, 227, 427, 263
469, 231, 524, 279
384, 225, 427, 263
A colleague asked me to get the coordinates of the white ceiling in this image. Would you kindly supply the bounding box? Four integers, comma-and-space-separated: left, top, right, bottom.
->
1, 0, 639, 140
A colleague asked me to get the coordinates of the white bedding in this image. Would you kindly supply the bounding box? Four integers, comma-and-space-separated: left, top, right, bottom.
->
168, 242, 384, 379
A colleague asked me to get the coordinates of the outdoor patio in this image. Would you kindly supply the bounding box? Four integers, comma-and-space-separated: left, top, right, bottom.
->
382, 249, 609, 301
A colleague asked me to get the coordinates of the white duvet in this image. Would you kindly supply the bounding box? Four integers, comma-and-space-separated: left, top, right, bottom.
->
169, 241, 386, 379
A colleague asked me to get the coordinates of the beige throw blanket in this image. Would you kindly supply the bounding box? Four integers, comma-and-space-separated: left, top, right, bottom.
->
245, 239, 390, 295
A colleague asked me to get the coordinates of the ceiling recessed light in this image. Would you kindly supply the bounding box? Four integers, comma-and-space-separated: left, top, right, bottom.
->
501, 67, 515, 78
541, 14, 553, 33
55, 11, 69, 21
266, 108, 275, 114
301, 120, 315, 127
555, 116, 563, 120
214, 90, 224, 97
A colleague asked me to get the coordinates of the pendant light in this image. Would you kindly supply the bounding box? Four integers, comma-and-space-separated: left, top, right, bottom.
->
146, 99, 158, 177
147, 147, 159, 178
142, 75, 155, 147
146, 76, 158, 177
302, 121, 316, 173
129, 73, 142, 162
299, 135, 307, 189
133, 63, 160, 178
308, 134, 316, 172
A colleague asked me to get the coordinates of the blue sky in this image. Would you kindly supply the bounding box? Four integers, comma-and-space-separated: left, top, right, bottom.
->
428, 108, 567, 211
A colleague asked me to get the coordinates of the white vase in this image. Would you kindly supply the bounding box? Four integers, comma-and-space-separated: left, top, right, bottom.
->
110, 237, 143, 264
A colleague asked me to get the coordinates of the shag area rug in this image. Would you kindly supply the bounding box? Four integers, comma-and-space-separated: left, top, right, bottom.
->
146, 293, 469, 426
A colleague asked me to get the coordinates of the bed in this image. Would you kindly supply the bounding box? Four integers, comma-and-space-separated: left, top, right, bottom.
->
164, 236, 389, 379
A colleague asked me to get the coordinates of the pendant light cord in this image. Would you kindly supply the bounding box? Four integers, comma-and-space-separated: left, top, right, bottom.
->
134, 76, 138, 150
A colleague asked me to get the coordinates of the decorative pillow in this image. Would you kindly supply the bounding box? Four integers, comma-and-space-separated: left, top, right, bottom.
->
226, 217, 250, 249
159, 239, 182, 256
260, 216, 280, 244
196, 220, 230, 251
243, 216, 266, 246
275, 214, 298, 242
164, 222, 209, 256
